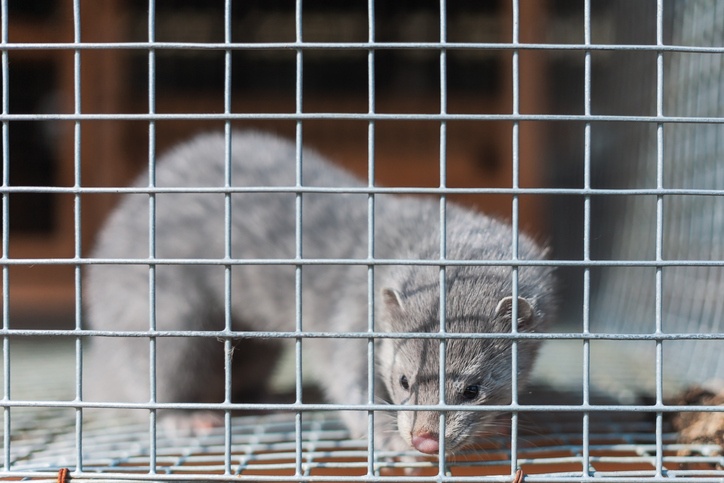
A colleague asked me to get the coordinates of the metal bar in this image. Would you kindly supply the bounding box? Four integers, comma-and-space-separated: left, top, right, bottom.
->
0, 399, 718, 413
3, 112, 724, 123
294, 0, 304, 478
582, 0, 593, 477
72, 0, 83, 476
222, 0, 234, 476
509, 0, 521, 476
1, 40, 724, 54
0, 0, 9, 472
147, 0, 159, 476
3, 257, 724, 269
2, 328, 722, 341
1, 185, 724, 196
365, 0, 377, 474
653, 0, 666, 477
437, 0, 449, 469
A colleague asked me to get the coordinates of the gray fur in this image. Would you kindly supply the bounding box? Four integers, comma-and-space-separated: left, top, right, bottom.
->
84, 130, 556, 453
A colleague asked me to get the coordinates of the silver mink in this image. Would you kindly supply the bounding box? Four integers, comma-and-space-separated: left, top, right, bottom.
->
85, 130, 556, 454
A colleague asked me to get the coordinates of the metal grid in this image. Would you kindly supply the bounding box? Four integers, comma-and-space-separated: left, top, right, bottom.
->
0, 1, 723, 482
4, 339, 722, 482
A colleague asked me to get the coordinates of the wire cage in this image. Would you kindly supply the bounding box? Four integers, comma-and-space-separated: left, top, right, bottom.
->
1, 1, 723, 482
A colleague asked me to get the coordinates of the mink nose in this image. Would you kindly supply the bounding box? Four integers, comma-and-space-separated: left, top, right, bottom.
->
411, 432, 440, 454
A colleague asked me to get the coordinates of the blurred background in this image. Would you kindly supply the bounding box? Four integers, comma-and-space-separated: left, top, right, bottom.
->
5, 0, 553, 325
3, 0, 722, 393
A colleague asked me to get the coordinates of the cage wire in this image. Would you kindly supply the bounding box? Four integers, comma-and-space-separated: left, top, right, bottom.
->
590, 0, 724, 392
1, 0, 723, 482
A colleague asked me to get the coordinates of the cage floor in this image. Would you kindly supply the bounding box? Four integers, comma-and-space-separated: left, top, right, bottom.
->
1, 338, 722, 482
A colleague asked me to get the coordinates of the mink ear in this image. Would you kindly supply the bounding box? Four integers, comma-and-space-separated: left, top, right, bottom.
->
382, 288, 405, 313
380, 288, 405, 330
494, 296, 535, 331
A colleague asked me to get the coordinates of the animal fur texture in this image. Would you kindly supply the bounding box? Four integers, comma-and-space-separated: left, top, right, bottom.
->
84, 130, 556, 454
670, 385, 724, 469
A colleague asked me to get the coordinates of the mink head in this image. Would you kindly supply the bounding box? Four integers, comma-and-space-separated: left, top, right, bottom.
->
376, 264, 553, 454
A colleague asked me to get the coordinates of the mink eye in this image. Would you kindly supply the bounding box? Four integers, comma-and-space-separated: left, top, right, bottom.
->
399, 375, 410, 391
462, 385, 480, 400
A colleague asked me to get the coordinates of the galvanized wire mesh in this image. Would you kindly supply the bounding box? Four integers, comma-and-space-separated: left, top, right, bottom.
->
0, 0, 722, 482
591, 0, 724, 394
4, 339, 722, 482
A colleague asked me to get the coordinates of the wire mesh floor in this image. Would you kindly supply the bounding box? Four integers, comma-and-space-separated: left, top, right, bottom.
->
1, 339, 722, 482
